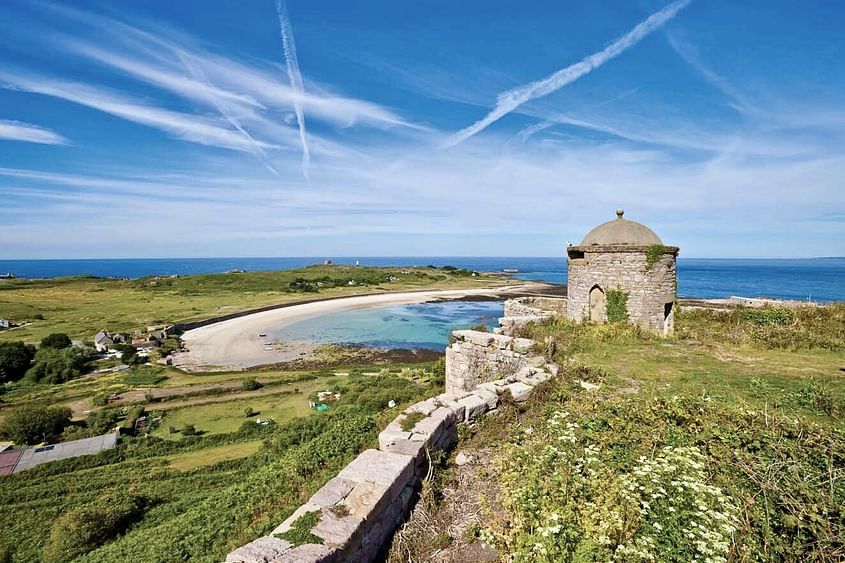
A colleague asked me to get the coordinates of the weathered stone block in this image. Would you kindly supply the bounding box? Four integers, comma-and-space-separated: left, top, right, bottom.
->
504, 381, 533, 402
310, 477, 357, 508
378, 428, 411, 450
384, 438, 426, 466
342, 480, 392, 522
312, 509, 365, 550
275, 544, 338, 563
226, 536, 291, 563
405, 399, 437, 416
473, 388, 498, 410
457, 393, 487, 421
337, 449, 415, 500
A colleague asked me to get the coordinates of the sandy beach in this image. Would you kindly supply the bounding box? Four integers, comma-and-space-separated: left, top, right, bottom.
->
172, 284, 539, 372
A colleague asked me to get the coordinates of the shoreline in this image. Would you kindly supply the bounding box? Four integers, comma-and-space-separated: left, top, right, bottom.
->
172, 283, 549, 372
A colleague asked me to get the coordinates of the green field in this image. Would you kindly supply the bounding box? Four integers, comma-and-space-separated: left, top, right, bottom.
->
0, 265, 504, 343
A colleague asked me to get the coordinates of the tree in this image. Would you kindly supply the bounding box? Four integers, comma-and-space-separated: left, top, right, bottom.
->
25, 348, 83, 384
40, 333, 72, 350
244, 407, 255, 417
0, 341, 36, 382
0, 405, 72, 445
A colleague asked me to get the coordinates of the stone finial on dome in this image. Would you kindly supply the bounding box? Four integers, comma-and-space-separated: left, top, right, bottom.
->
616, 208, 624, 219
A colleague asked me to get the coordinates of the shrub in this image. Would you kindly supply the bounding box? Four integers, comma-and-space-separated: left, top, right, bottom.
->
244, 407, 255, 418
0, 405, 72, 445
40, 333, 72, 350
181, 424, 197, 436
241, 378, 263, 391
42, 493, 145, 562
0, 341, 36, 382
87, 409, 121, 435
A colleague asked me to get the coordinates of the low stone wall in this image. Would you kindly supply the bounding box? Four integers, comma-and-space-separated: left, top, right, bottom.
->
226, 299, 560, 563
503, 296, 567, 317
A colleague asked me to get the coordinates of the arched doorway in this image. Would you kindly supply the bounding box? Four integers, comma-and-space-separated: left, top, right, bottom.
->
589, 285, 606, 323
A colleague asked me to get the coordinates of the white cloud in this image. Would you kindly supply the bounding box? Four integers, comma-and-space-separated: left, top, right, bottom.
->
443, 0, 691, 147
0, 119, 68, 144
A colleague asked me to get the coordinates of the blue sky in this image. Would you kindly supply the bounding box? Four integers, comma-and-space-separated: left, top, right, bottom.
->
1, 0, 843, 259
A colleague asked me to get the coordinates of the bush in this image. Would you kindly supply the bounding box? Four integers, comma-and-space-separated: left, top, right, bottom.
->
0, 405, 72, 445
0, 341, 36, 382
40, 333, 72, 350
241, 378, 263, 391
181, 424, 197, 436
42, 493, 145, 562
87, 409, 121, 435
244, 407, 255, 417
24, 347, 93, 384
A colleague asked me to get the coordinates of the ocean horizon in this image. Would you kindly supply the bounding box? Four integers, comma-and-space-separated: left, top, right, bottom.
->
1, 256, 843, 303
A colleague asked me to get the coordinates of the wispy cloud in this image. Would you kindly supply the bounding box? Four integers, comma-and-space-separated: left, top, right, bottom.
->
0, 119, 68, 145
275, 0, 310, 181
0, 69, 283, 153
443, 0, 691, 148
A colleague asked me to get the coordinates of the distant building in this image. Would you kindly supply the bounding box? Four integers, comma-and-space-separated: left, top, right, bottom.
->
0, 318, 13, 329
566, 209, 678, 336
94, 330, 115, 351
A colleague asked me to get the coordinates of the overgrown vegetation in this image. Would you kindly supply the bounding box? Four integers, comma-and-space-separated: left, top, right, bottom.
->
277, 510, 322, 546
605, 288, 629, 323
481, 372, 844, 562
645, 244, 673, 270
400, 411, 426, 431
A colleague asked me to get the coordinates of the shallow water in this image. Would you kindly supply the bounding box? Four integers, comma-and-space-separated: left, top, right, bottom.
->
270, 300, 504, 350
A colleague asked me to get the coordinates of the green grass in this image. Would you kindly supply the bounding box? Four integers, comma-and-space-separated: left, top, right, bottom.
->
0, 266, 504, 344
167, 440, 263, 471
150, 377, 332, 437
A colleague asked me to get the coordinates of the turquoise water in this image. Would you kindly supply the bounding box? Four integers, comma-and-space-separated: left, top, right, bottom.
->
271, 300, 504, 350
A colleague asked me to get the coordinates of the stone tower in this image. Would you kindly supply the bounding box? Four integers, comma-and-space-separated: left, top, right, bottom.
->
566, 209, 678, 336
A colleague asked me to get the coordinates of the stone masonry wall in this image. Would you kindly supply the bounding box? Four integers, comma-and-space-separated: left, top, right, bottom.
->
226, 300, 559, 563
566, 247, 677, 334
444, 330, 535, 395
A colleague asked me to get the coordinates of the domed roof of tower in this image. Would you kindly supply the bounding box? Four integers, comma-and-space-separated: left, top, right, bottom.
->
580, 209, 663, 246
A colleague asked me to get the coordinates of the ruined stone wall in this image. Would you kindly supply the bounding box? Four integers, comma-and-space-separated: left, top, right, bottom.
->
444, 330, 535, 395
227, 301, 561, 563
503, 296, 566, 317
227, 362, 560, 563
566, 247, 677, 334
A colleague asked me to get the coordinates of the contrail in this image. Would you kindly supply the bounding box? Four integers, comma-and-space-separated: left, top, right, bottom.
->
443, 0, 691, 148
275, 0, 310, 182
177, 51, 282, 177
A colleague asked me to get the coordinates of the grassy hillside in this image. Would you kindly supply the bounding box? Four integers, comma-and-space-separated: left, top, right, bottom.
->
0, 367, 442, 562
389, 306, 845, 562
0, 265, 503, 343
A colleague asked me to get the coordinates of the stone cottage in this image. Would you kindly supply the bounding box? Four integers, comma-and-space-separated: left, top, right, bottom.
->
566, 209, 678, 336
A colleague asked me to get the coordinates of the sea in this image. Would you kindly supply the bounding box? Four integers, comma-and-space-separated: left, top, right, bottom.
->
1, 257, 843, 302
